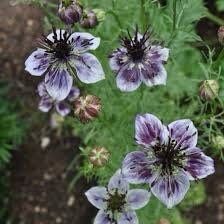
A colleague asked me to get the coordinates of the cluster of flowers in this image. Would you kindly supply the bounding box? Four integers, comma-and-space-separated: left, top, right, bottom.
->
24, 1, 217, 223
86, 114, 215, 224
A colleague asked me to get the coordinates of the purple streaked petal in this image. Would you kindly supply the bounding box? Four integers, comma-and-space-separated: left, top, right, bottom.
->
67, 86, 80, 101
168, 119, 198, 149
135, 114, 169, 147
45, 67, 73, 101
151, 171, 190, 208
122, 151, 157, 184
85, 187, 108, 210
38, 97, 53, 112
55, 102, 70, 117
149, 46, 170, 62
116, 64, 142, 92
72, 53, 105, 84
108, 169, 129, 194
25, 48, 49, 76
109, 48, 128, 72
37, 81, 48, 97
117, 211, 138, 224
126, 189, 150, 210
185, 147, 215, 180
70, 32, 100, 52
94, 211, 113, 224
141, 64, 167, 86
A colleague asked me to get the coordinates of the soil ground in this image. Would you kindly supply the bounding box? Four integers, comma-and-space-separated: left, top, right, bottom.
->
0, 1, 96, 224
0, 0, 224, 224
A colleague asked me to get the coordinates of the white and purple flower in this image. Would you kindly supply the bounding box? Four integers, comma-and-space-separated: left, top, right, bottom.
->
109, 27, 169, 92
25, 28, 105, 101
122, 114, 215, 208
85, 169, 150, 224
37, 81, 80, 116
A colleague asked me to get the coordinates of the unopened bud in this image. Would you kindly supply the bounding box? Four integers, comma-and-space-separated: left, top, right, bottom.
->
58, 0, 83, 25
74, 95, 101, 122
218, 26, 224, 44
199, 80, 219, 101
212, 135, 224, 150
80, 10, 98, 29
92, 9, 106, 22
89, 147, 110, 167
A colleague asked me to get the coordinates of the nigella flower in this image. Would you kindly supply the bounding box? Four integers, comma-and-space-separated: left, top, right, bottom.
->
122, 114, 215, 208
38, 81, 80, 116
85, 169, 150, 224
109, 27, 169, 92
25, 28, 105, 101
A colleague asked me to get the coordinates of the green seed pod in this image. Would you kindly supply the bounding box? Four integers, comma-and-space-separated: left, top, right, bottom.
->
212, 135, 224, 150
199, 80, 219, 101
89, 147, 110, 167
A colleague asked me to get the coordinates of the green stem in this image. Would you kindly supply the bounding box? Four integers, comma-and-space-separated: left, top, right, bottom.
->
140, 0, 147, 30
172, 0, 177, 32
205, 11, 224, 26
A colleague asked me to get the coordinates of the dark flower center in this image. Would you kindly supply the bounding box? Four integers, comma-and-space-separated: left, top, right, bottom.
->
121, 27, 150, 62
41, 28, 72, 60
153, 137, 187, 176
107, 191, 126, 213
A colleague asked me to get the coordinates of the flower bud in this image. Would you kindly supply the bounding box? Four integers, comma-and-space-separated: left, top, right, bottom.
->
218, 26, 224, 44
212, 135, 224, 150
80, 10, 98, 29
199, 80, 219, 101
89, 147, 110, 167
92, 9, 106, 22
74, 95, 101, 122
58, 0, 83, 25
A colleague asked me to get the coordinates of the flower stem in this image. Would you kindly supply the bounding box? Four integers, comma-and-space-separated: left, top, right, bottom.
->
205, 11, 224, 26
172, 0, 177, 32
140, 0, 147, 30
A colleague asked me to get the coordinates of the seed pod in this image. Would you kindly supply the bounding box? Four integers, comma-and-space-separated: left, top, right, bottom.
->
74, 95, 101, 123
218, 26, 224, 44
58, 0, 83, 25
89, 147, 110, 167
80, 10, 98, 29
199, 80, 219, 101
212, 135, 224, 150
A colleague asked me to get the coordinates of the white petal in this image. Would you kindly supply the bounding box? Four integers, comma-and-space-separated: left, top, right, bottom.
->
141, 64, 167, 87
70, 32, 100, 52
94, 211, 113, 224
126, 189, 150, 210
85, 187, 108, 210
108, 169, 129, 194
117, 211, 138, 224
116, 64, 142, 92
25, 48, 49, 76
71, 53, 105, 84
45, 67, 73, 101
151, 171, 190, 208
168, 119, 198, 149
135, 114, 169, 147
